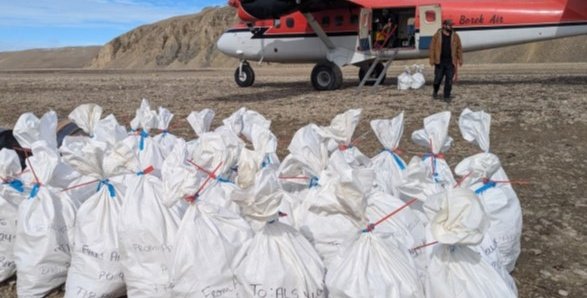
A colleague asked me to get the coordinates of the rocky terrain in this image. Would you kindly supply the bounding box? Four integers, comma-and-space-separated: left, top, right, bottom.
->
0, 63, 585, 297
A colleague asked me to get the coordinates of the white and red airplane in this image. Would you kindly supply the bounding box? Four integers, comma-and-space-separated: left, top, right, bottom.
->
216, 0, 587, 90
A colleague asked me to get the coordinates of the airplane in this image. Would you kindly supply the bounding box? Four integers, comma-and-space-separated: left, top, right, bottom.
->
216, 0, 587, 91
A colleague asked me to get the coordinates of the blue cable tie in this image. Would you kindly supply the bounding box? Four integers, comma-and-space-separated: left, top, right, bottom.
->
216, 176, 233, 184
139, 129, 149, 151
97, 179, 116, 198
384, 149, 406, 170
308, 176, 319, 188
29, 183, 41, 199
260, 155, 271, 169
5, 179, 24, 193
475, 180, 497, 194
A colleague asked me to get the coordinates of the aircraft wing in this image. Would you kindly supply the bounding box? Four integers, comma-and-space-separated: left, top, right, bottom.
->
346, 0, 414, 9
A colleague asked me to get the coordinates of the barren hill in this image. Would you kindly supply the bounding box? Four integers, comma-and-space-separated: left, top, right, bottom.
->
0, 47, 100, 69
89, 6, 237, 69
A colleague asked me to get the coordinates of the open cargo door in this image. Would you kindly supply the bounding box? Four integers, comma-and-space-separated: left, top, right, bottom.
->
418, 4, 441, 49
357, 8, 372, 51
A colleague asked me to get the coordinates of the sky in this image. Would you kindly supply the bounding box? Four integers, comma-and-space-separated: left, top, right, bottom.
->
0, 0, 226, 52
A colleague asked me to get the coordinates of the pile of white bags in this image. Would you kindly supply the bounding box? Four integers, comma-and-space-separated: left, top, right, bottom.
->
0, 100, 526, 298
397, 66, 413, 90
397, 64, 426, 90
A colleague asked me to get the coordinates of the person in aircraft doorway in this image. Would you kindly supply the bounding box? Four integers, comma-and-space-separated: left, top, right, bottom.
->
429, 19, 463, 102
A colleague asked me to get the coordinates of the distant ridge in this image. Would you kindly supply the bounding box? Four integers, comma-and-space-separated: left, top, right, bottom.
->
0, 47, 101, 70
1, 6, 586, 70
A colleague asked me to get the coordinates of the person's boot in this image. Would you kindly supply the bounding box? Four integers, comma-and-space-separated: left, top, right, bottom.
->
432, 85, 440, 99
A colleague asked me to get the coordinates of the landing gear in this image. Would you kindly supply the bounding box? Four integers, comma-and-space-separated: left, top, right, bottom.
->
234, 61, 255, 87
311, 61, 343, 91
359, 62, 386, 86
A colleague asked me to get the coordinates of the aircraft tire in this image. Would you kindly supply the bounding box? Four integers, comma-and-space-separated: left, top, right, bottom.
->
234, 63, 255, 87
359, 62, 386, 86
311, 62, 343, 91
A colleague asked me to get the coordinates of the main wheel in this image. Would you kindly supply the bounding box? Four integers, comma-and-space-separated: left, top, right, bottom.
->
234, 62, 255, 87
311, 62, 343, 91
358, 62, 386, 85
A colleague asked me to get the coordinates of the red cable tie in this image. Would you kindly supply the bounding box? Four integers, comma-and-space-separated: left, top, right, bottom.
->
410, 240, 439, 252
364, 198, 418, 232
454, 172, 472, 187
185, 161, 223, 203
61, 179, 100, 192
278, 176, 309, 180
373, 198, 418, 227
21, 149, 41, 186
141, 165, 154, 175
391, 147, 404, 155
187, 159, 217, 179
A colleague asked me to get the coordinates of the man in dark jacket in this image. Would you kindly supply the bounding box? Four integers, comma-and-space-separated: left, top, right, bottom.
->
429, 19, 463, 102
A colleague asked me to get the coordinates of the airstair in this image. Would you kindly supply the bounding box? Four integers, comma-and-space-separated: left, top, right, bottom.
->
357, 48, 399, 90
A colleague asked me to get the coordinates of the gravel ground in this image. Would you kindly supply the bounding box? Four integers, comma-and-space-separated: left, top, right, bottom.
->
0, 63, 585, 297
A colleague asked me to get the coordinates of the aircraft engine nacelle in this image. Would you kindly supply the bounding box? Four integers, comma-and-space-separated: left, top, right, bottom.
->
229, 0, 298, 22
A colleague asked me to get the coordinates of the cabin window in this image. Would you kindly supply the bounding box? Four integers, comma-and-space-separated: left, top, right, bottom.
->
322, 16, 330, 26
274, 18, 281, 28
350, 14, 359, 25
335, 15, 344, 26
425, 11, 436, 23
286, 17, 295, 28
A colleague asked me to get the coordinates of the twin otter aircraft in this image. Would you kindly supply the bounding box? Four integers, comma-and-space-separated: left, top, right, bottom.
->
216, 0, 587, 90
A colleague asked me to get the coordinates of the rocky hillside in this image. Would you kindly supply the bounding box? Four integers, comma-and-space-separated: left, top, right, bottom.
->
89, 6, 237, 69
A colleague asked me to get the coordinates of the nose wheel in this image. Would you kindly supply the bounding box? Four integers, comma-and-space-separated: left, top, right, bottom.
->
311, 61, 343, 91
234, 61, 255, 87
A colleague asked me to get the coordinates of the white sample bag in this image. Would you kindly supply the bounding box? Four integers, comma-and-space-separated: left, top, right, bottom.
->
61, 139, 134, 298
424, 188, 517, 298
397, 66, 413, 90
456, 108, 522, 272
411, 111, 456, 187
0, 149, 26, 282
163, 138, 253, 297
118, 172, 181, 297
370, 112, 408, 197
326, 232, 423, 298
233, 168, 326, 298
410, 64, 426, 89
153, 106, 180, 158
14, 142, 77, 297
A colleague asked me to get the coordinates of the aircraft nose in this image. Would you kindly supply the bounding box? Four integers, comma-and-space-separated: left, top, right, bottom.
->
216, 31, 238, 57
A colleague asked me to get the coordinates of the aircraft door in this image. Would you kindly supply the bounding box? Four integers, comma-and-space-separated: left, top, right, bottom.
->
418, 4, 441, 49
357, 8, 372, 51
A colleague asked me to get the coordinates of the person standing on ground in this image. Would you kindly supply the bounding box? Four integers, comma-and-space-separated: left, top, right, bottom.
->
429, 19, 463, 102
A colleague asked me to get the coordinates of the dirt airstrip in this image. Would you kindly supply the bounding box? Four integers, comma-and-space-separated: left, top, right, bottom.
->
0, 64, 586, 297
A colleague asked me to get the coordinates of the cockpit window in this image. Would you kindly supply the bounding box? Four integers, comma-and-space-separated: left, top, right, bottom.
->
286, 17, 295, 28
